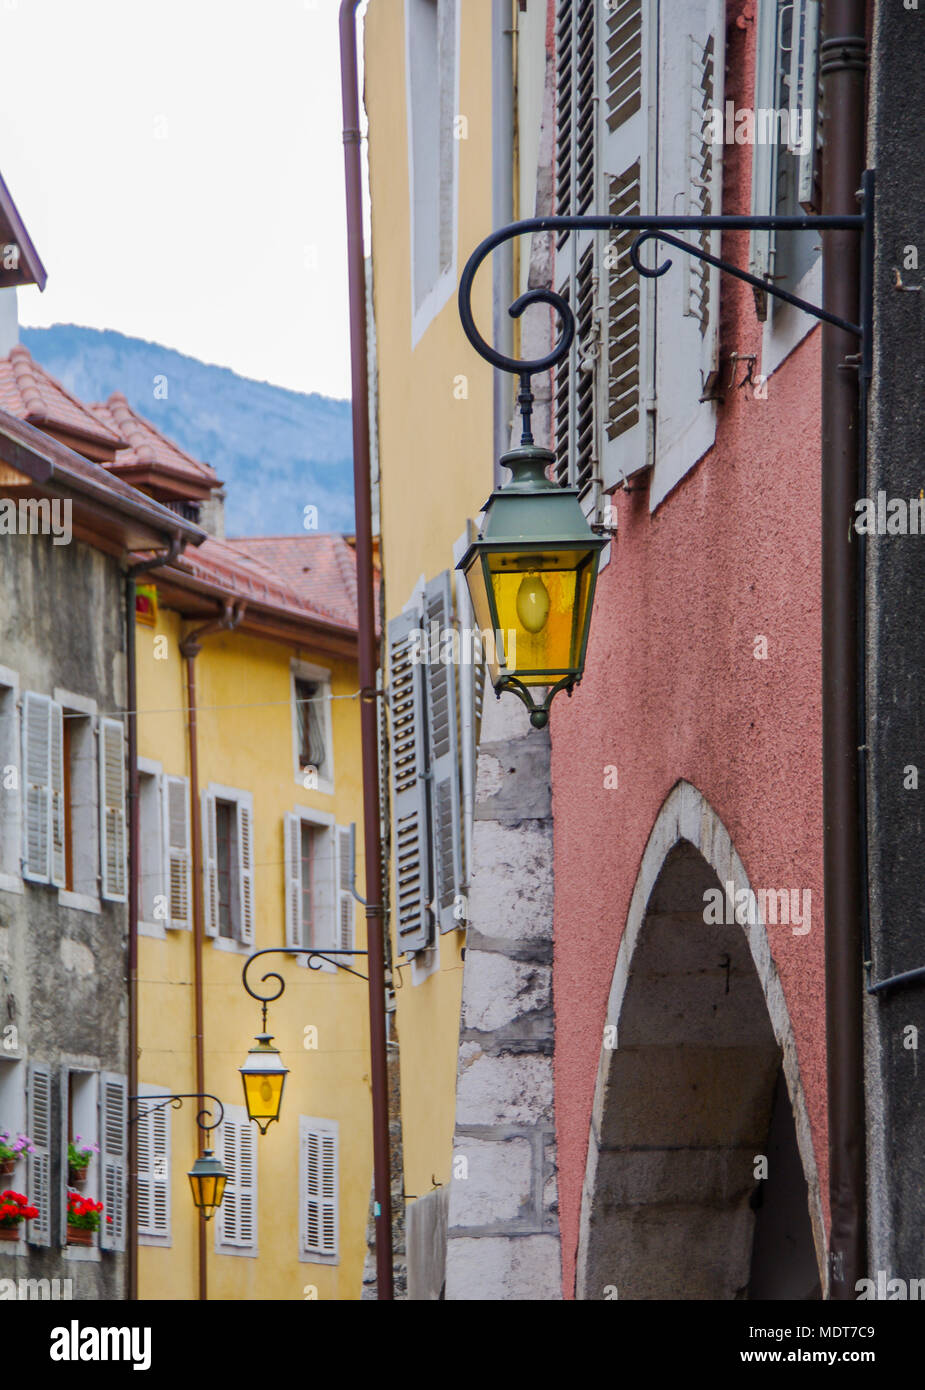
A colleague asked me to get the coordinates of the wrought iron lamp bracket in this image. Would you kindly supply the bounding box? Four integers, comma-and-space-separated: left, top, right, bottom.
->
242, 945, 370, 1030
458, 170, 874, 440
128, 1092, 225, 1134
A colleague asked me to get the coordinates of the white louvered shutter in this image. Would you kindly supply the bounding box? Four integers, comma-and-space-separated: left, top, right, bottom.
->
598, 0, 657, 491
202, 791, 218, 936
237, 1118, 256, 1249
453, 541, 482, 906
236, 794, 254, 946
424, 572, 463, 934
162, 776, 191, 930
554, 0, 600, 505
50, 703, 65, 888
99, 717, 127, 901
217, 1115, 238, 1246
22, 692, 52, 883
284, 812, 303, 948
218, 1111, 256, 1251
301, 1118, 338, 1259
388, 608, 433, 954
335, 825, 355, 952
99, 1072, 127, 1251
26, 1062, 52, 1246
649, 0, 725, 509
791, 0, 821, 209
137, 1091, 170, 1242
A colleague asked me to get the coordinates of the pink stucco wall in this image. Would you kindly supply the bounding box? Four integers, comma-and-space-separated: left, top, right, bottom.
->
549, 0, 829, 1296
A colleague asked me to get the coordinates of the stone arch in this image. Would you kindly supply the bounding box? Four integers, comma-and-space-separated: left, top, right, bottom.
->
575, 781, 825, 1300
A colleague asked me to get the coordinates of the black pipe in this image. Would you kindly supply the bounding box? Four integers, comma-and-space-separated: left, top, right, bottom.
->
819, 0, 868, 1300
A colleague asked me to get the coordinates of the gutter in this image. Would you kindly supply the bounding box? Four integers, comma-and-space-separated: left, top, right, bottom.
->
492, 0, 516, 481
123, 534, 186, 1302
179, 601, 244, 1303
339, 0, 395, 1301
819, 0, 868, 1300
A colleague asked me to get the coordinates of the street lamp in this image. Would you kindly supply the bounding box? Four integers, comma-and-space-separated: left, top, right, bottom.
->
239, 946, 368, 1133
458, 442, 605, 728
239, 1033, 289, 1135
187, 1149, 227, 1221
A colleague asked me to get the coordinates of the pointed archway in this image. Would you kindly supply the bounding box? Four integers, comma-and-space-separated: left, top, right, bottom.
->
575, 782, 825, 1300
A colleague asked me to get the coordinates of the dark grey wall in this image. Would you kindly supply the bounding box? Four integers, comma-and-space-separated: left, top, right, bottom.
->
0, 526, 128, 1299
865, 0, 925, 1284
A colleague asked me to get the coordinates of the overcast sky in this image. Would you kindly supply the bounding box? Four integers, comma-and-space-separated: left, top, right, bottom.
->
0, 0, 360, 399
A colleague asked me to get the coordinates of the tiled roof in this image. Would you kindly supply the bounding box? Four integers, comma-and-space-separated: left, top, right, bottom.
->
0, 346, 124, 453
90, 393, 220, 488
158, 533, 357, 634
229, 534, 363, 627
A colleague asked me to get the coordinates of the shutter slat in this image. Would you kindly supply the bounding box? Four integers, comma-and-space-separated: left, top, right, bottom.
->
388, 607, 433, 953
99, 1072, 127, 1251
424, 573, 464, 933
99, 718, 127, 901
284, 812, 303, 949
237, 797, 254, 946
203, 792, 218, 937
27, 1062, 52, 1246
22, 692, 51, 883
164, 776, 191, 929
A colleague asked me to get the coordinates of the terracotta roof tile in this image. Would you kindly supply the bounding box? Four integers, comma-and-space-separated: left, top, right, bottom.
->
90, 393, 220, 488
228, 535, 364, 628
0, 346, 124, 452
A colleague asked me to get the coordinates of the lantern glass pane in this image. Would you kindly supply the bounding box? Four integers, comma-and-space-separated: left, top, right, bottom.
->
242, 1068, 286, 1126
462, 551, 502, 684
485, 547, 595, 684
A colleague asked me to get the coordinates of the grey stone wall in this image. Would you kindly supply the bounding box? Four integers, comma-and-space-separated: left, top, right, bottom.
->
0, 527, 129, 1299
444, 692, 562, 1300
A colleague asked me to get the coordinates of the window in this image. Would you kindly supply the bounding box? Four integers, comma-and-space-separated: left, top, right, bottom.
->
406, 0, 459, 343
295, 679, 328, 779
21, 690, 125, 907
387, 569, 474, 962
0, 1059, 27, 1238
138, 766, 191, 934
553, 0, 726, 512
203, 785, 254, 947
299, 1116, 338, 1262
0, 666, 21, 891
750, 0, 821, 374
284, 811, 355, 968
136, 1084, 171, 1246
292, 663, 333, 792
215, 1105, 257, 1256
63, 1069, 100, 1231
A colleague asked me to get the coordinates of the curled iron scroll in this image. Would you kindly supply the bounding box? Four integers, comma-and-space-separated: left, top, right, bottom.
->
458, 231, 577, 379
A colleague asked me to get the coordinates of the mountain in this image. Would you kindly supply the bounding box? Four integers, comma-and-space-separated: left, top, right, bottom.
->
20, 325, 355, 536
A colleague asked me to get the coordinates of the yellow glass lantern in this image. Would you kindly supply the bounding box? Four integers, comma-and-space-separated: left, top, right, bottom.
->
239, 1033, 289, 1134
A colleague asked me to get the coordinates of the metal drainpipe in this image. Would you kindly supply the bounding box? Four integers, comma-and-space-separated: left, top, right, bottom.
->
339, 0, 394, 1301
179, 600, 242, 1302
820, 0, 868, 1300
124, 535, 185, 1302
493, 0, 516, 481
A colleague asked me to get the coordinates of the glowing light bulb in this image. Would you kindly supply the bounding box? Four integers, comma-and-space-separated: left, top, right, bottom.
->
516, 574, 550, 634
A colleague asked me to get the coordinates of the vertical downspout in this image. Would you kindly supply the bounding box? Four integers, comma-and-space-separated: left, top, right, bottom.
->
125, 537, 184, 1301
179, 601, 241, 1303
339, 0, 394, 1300
492, 0, 516, 481
820, 0, 868, 1300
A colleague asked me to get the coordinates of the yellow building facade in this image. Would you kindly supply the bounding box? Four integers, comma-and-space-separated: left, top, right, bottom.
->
134, 538, 373, 1301
365, 0, 495, 1209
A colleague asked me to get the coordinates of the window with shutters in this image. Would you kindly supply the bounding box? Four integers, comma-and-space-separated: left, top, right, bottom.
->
136, 1084, 171, 1246
21, 691, 65, 889
299, 1115, 338, 1263
203, 785, 254, 950
387, 569, 469, 964
62, 1069, 100, 1251
406, 0, 459, 345
27, 1060, 53, 1247
138, 764, 164, 934
46, 690, 108, 911
291, 661, 333, 794
283, 809, 354, 970
554, 0, 725, 512
751, 0, 822, 374
216, 1104, 257, 1256
0, 666, 21, 891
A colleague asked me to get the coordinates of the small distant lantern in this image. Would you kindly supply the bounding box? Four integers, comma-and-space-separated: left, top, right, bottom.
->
239, 1034, 289, 1134
187, 1149, 227, 1221
459, 445, 605, 728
